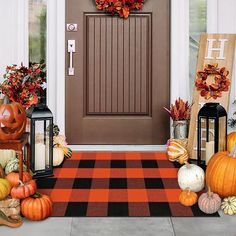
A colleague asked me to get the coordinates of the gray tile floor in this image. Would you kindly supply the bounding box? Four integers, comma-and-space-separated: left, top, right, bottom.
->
0, 210, 235, 236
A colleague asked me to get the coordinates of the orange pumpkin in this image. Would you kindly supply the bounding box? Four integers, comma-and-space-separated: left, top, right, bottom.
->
227, 132, 236, 153
179, 189, 198, 206
11, 180, 37, 199
21, 192, 53, 221
167, 139, 189, 164
0, 102, 26, 140
6, 172, 32, 187
206, 144, 236, 197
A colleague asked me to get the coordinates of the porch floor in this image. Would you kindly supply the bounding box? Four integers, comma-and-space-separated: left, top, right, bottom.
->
1, 211, 235, 236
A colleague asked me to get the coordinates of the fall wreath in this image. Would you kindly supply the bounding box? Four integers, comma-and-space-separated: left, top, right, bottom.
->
195, 64, 230, 100
95, 0, 145, 18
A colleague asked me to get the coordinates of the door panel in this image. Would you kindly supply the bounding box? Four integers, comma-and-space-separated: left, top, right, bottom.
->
66, 0, 170, 144
86, 14, 151, 115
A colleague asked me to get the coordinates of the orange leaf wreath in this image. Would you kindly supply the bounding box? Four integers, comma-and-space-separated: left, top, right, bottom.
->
195, 64, 230, 100
95, 0, 145, 18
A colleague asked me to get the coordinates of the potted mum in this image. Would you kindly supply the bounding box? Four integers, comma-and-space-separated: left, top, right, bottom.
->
0, 63, 46, 109
164, 98, 191, 139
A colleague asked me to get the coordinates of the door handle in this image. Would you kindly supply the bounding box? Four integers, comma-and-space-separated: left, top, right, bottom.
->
68, 40, 75, 76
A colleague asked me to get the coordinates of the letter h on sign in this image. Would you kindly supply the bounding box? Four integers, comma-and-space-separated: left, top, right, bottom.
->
205, 39, 228, 60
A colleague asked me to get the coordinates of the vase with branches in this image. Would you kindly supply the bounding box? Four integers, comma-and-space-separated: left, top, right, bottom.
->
164, 98, 191, 139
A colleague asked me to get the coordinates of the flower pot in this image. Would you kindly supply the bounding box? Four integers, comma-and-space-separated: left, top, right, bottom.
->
173, 120, 189, 139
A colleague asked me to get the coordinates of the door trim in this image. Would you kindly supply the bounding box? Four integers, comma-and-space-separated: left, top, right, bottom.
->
69, 145, 166, 152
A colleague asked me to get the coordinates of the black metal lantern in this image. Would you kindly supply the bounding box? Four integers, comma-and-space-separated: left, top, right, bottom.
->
197, 103, 227, 167
26, 103, 53, 178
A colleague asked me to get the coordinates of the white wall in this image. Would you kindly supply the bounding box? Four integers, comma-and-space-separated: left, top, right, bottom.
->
0, 0, 28, 80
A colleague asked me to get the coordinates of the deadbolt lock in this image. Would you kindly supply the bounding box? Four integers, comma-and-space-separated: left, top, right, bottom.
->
67, 23, 78, 32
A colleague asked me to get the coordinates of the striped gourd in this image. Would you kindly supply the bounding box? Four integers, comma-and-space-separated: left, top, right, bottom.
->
167, 140, 189, 164
4, 158, 27, 175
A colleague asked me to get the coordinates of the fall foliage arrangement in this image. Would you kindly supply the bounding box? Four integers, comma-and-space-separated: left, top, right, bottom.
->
0, 63, 46, 109
95, 0, 145, 18
164, 98, 191, 121
195, 64, 230, 100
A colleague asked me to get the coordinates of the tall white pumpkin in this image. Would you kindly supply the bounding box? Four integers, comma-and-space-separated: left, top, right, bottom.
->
178, 163, 205, 192
53, 147, 64, 167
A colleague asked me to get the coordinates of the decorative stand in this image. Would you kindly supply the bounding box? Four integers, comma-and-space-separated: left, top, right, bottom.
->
0, 133, 30, 180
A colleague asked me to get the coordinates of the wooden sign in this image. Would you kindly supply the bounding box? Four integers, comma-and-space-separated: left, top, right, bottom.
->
187, 33, 236, 160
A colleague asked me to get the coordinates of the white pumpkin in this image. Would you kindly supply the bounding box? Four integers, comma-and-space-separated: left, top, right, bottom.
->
0, 149, 16, 168
178, 162, 205, 192
53, 147, 64, 167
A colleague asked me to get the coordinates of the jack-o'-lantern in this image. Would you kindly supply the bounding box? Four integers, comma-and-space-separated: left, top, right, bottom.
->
0, 102, 26, 140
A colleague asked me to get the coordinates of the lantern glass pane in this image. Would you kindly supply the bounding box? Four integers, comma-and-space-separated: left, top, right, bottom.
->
199, 118, 215, 163
34, 120, 50, 171
219, 116, 227, 151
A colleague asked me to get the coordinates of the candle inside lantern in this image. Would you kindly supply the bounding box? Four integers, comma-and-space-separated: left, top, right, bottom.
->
205, 141, 215, 165
35, 143, 46, 170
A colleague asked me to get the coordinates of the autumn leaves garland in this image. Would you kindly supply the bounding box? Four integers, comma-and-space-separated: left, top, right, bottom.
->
95, 0, 145, 18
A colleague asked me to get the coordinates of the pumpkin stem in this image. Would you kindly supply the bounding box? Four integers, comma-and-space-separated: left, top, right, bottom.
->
184, 161, 190, 168
18, 180, 24, 187
32, 192, 42, 199
229, 144, 236, 157
207, 186, 213, 197
185, 187, 191, 195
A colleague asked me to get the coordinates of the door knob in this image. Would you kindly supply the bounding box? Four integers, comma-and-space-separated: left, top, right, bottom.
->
68, 40, 75, 76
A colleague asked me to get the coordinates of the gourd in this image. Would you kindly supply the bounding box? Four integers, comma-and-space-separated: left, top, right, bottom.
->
53, 147, 64, 166
178, 162, 205, 192
0, 211, 23, 228
167, 140, 189, 164
0, 102, 26, 140
4, 157, 27, 175
0, 178, 11, 200
21, 192, 53, 221
206, 144, 236, 197
179, 189, 198, 206
198, 188, 221, 214
11, 180, 37, 199
0, 150, 16, 168
227, 132, 236, 153
61, 146, 72, 159
221, 196, 236, 215
6, 172, 32, 187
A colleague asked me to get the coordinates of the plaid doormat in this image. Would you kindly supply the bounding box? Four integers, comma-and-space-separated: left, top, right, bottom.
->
36, 152, 219, 217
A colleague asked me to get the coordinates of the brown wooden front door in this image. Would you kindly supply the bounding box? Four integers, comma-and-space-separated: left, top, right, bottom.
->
66, 0, 170, 144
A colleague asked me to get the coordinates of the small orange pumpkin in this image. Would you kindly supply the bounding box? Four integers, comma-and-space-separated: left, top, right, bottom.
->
227, 132, 236, 153
21, 192, 53, 221
206, 144, 236, 197
11, 180, 37, 199
179, 189, 198, 206
0, 102, 26, 140
167, 140, 189, 164
6, 172, 32, 187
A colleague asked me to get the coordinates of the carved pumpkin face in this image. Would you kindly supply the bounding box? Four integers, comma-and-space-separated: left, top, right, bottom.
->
0, 102, 26, 140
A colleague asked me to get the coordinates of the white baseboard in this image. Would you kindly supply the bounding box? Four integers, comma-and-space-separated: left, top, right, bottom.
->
68, 145, 167, 152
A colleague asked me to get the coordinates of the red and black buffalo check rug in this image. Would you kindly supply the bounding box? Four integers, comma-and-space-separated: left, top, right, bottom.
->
36, 152, 219, 217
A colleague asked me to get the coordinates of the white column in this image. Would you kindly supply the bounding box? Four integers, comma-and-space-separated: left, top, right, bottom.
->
47, 0, 65, 134
171, 0, 189, 102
